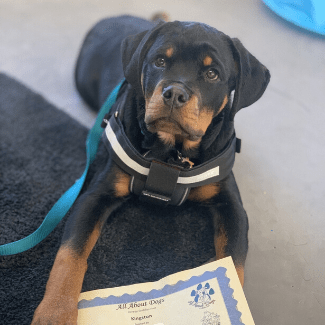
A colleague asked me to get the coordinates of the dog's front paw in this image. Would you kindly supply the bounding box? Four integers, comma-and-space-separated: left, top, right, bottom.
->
31, 299, 78, 325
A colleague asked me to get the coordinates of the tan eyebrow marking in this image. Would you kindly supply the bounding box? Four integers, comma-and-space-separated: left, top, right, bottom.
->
166, 47, 174, 58
203, 55, 213, 66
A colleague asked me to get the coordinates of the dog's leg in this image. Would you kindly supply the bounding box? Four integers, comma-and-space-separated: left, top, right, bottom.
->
188, 173, 248, 286
32, 163, 131, 325
212, 214, 247, 287
210, 174, 248, 287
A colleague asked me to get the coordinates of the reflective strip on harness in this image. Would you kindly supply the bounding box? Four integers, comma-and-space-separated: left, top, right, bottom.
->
178, 166, 220, 185
105, 122, 149, 177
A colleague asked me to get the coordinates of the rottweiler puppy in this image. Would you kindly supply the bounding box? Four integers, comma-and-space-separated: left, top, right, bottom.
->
32, 15, 270, 324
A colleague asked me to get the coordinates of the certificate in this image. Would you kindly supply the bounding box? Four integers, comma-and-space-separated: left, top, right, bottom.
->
77, 257, 255, 325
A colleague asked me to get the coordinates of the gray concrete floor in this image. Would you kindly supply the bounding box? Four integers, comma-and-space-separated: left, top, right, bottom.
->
1, 0, 325, 324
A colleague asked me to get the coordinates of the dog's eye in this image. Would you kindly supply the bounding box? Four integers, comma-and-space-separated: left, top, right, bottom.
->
206, 69, 218, 80
155, 57, 165, 68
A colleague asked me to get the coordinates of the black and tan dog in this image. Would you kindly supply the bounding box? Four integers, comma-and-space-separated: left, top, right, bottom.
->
32, 15, 270, 324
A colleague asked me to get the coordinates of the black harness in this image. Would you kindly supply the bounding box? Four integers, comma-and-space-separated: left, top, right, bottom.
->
101, 89, 241, 206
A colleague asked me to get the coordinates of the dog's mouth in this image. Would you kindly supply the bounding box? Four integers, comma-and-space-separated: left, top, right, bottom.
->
146, 117, 204, 142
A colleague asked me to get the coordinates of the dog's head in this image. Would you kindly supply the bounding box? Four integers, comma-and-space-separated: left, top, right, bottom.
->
121, 21, 270, 149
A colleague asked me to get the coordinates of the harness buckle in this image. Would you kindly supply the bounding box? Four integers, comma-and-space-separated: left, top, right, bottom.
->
140, 161, 180, 205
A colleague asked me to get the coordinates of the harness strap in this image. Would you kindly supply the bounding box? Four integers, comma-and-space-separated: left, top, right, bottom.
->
103, 112, 240, 206
0, 79, 125, 256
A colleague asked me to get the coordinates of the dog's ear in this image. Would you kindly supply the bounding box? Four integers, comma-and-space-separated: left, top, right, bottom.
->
121, 30, 149, 90
121, 21, 165, 91
229, 38, 270, 120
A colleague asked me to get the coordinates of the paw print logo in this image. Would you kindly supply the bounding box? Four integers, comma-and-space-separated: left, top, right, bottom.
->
201, 311, 221, 325
189, 282, 215, 308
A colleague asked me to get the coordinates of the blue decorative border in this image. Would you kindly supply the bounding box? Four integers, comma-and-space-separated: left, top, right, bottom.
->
216, 267, 243, 325
78, 267, 243, 324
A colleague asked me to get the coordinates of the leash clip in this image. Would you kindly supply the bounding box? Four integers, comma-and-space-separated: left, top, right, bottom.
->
163, 150, 194, 169
175, 150, 194, 169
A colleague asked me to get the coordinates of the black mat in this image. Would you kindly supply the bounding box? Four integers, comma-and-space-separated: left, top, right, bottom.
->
0, 73, 215, 324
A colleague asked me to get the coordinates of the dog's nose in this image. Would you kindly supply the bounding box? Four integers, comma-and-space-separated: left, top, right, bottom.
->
162, 85, 189, 108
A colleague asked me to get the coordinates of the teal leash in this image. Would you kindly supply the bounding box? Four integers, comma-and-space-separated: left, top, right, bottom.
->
0, 79, 125, 256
